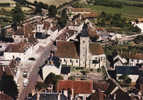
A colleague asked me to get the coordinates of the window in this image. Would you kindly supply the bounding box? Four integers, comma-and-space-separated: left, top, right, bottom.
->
70, 59, 72, 63
92, 60, 98, 64
28, 57, 36, 61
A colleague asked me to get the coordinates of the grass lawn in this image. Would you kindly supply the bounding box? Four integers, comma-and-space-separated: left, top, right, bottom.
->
87, 5, 143, 18
117, 0, 143, 4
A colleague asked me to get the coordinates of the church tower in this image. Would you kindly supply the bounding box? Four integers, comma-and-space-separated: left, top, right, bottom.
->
80, 23, 90, 68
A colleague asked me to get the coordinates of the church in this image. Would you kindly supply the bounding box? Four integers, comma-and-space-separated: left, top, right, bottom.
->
55, 23, 106, 69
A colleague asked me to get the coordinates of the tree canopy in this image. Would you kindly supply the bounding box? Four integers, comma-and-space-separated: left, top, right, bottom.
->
44, 73, 63, 86
0, 72, 18, 99
58, 8, 68, 28
48, 5, 57, 17
11, 3, 24, 31
11, 3, 24, 25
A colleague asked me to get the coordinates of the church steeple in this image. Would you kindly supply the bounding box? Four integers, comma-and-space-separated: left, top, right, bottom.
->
80, 22, 90, 68
80, 23, 89, 37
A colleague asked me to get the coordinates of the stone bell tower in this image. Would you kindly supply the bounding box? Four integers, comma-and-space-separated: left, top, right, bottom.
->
80, 23, 90, 68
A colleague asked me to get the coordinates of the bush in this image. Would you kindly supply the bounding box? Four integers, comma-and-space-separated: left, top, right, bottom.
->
97, 68, 101, 72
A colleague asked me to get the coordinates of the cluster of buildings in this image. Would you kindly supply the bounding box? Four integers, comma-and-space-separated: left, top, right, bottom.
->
0, 6, 143, 100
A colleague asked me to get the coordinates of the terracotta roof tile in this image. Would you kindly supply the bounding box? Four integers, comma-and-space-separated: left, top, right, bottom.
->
55, 41, 79, 58
24, 23, 35, 38
93, 80, 109, 91
6, 42, 29, 53
88, 28, 99, 38
121, 53, 143, 60
13, 27, 24, 35
89, 43, 104, 55
82, 12, 97, 18
57, 80, 93, 94
137, 18, 143, 22
43, 21, 50, 30
70, 8, 92, 13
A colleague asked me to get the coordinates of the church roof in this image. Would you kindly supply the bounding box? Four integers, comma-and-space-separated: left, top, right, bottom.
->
89, 43, 104, 55
55, 41, 79, 59
55, 41, 104, 59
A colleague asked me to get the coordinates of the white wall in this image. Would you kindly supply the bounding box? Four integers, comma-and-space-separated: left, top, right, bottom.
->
89, 54, 106, 69
4, 52, 24, 60
129, 59, 143, 66
42, 64, 61, 80
60, 58, 80, 67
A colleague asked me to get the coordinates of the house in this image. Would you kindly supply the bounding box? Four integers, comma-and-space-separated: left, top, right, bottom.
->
116, 66, 139, 86
57, 80, 93, 100
0, 43, 8, 57
68, 7, 93, 16
113, 54, 143, 68
55, 23, 106, 69
0, 0, 15, 7
135, 23, 143, 32
113, 55, 128, 68
136, 18, 143, 23
4, 42, 30, 61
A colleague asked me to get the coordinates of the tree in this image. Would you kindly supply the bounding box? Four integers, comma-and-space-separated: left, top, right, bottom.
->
11, 3, 24, 30
44, 73, 63, 90
0, 72, 18, 99
119, 75, 131, 85
14, 0, 27, 5
48, 5, 57, 17
0, 27, 6, 40
34, 1, 42, 15
58, 9, 68, 28
100, 11, 106, 18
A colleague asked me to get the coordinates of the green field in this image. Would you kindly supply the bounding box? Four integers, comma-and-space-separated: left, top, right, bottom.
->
27, 0, 72, 6
117, 0, 143, 4
86, 0, 143, 18
87, 5, 143, 18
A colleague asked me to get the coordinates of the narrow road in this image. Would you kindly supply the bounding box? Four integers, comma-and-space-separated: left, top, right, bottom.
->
17, 27, 67, 100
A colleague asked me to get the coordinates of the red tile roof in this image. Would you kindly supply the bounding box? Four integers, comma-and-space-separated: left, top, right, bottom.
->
55, 41, 79, 59
89, 43, 104, 55
93, 80, 109, 91
55, 41, 104, 58
82, 12, 97, 18
6, 42, 29, 53
13, 27, 24, 35
0, 93, 13, 100
70, 8, 92, 13
88, 27, 99, 38
57, 80, 93, 94
137, 18, 143, 22
24, 23, 35, 38
43, 21, 50, 30
120, 53, 143, 60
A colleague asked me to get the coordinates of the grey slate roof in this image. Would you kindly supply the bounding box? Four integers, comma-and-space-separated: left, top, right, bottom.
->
116, 66, 139, 75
